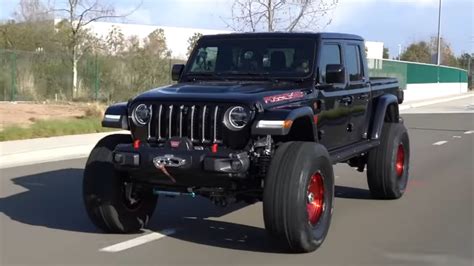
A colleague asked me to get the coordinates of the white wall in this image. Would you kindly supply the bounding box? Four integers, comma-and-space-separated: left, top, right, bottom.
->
365, 41, 384, 59
54, 20, 231, 60
61, 19, 385, 61
404, 83, 469, 102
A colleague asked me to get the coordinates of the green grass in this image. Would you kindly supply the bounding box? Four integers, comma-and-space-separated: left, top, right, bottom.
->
0, 117, 115, 141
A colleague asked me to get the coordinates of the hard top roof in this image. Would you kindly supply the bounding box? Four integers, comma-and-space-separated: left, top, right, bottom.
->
200, 32, 364, 41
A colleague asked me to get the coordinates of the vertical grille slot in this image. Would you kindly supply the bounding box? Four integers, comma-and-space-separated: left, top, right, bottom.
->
157, 104, 163, 140
168, 105, 173, 138
190, 105, 196, 142
213, 106, 219, 143
178, 105, 184, 137
201, 105, 208, 143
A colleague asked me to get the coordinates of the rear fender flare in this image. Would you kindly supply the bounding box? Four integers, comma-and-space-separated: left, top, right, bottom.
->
370, 94, 399, 139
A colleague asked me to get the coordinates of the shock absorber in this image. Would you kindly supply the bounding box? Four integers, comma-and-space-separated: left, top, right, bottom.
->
257, 154, 271, 178
256, 135, 273, 179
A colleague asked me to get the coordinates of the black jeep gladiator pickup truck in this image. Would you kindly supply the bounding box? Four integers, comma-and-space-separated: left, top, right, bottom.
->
84, 32, 409, 253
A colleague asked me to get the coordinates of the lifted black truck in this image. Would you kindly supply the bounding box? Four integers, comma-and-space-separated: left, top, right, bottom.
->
83, 32, 410, 253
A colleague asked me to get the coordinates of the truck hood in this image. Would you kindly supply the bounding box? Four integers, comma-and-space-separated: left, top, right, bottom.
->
133, 81, 308, 106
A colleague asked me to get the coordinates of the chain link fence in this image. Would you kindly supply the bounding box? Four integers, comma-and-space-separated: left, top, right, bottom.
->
0, 49, 180, 102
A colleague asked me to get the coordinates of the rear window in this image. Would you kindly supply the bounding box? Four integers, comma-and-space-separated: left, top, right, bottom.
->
346, 44, 364, 82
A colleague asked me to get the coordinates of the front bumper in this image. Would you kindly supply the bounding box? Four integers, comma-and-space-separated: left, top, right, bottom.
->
113, 139, 249, 187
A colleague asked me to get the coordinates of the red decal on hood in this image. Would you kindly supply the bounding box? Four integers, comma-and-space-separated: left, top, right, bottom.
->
263, 91, 304, 104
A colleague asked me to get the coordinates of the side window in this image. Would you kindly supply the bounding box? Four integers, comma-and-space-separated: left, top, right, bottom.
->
320, 44, 342, 83
346, 44, 364, 82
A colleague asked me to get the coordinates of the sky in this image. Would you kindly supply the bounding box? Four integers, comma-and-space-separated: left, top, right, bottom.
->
0, 0, 472, 57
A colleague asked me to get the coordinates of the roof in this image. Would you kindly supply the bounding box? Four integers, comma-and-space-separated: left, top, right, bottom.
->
201, 32, 364, 41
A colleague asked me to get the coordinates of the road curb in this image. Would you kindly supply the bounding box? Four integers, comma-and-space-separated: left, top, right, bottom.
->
400, 93, 473, 111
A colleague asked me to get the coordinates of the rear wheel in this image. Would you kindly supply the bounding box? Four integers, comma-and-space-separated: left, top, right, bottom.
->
83, 134, 157, 233
367, 122, 410, 199
263, 142, 334, 253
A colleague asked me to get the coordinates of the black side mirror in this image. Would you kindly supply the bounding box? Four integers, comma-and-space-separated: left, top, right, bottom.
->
171, 64, 185, 81
325, 64, 346, 84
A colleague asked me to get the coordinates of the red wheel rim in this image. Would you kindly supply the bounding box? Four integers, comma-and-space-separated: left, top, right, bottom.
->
307, 172, 324, 225
395, 144, 405, 177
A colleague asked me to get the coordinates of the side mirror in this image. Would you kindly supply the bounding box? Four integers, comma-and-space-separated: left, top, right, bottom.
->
171, 64, 185, 81
325, 64, 346, 84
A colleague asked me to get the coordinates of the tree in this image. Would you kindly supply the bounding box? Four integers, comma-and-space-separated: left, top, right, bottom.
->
383, 47, 389, 59
0, 0, 56, 52
226, 0, 338, 32
187, 32, 203, 57
400, 41, 431, 64
106, 26, 125, 55
400, 38, 460, 67
429, 37, 458, 67
457, 53, 472, 70
143, 29, 169, 57
14, 0, 52, 22
53, 0, 138, 98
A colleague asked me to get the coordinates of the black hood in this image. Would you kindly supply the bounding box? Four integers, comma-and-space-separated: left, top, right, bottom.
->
133, 81, 309, 107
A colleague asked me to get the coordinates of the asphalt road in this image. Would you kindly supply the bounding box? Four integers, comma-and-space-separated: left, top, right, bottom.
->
1, 98, 473, 266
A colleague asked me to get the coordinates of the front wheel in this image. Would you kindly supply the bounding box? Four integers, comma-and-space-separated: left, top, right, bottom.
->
263, 142, 334, 253
83, 134, 157, 233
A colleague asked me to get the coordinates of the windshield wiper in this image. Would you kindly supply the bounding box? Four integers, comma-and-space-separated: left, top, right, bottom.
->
215, 71, 305, 82
185, 72, 227, 81
216, 71, 270, 77
270, 77, 305, 84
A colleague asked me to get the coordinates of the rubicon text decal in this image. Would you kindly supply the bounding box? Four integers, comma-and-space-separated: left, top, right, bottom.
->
263, 91, 305, 104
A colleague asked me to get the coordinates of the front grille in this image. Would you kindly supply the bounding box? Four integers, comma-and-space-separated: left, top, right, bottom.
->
148, 103, 224, 144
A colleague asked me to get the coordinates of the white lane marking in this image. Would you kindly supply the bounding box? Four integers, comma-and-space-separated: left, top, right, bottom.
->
432, 141, 448, 146
99, 229, 175, 253
452, 136, 462, 139
464, 130, 474, 135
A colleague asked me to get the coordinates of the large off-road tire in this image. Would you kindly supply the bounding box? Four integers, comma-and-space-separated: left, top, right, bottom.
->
367, 122, 410, 199
263, 142, 334, 253
83, 134, 157, 233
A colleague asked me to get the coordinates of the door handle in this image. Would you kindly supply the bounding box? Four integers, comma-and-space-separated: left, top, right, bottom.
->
340, 96, 353, 106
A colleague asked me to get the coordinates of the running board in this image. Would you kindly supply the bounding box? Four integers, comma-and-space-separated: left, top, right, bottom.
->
329, 140, 380, 164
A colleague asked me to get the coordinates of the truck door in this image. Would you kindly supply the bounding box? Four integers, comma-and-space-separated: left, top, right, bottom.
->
343, 42, 371, 144
317, 42, 352, 151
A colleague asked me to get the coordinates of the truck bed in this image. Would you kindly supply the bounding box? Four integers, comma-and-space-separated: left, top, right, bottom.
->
370, 77, 399, 87
370, 77, 403, 103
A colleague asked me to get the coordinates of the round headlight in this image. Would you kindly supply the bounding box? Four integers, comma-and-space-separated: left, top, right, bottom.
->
224, 106, 250, 131
133, 104, 151, 126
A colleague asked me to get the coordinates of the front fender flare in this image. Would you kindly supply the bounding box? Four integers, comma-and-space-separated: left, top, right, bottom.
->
251, 106, 316, 137
102, 102, 129, 129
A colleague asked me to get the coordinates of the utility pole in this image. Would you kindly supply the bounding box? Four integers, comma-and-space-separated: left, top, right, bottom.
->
436, 0, 442, 65
398, 44, 402, 60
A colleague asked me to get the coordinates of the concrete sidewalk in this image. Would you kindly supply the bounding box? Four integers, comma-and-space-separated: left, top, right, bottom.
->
0, 92, 472, 169
0, 131, 127, 169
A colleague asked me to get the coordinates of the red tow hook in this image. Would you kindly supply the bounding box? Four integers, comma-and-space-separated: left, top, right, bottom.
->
133, 139, 141, 150
211, 143, 218, 153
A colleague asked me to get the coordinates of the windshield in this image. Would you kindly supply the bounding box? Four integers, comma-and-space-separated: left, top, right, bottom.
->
185, 37, 316, 80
